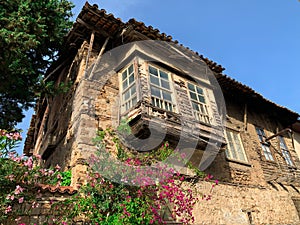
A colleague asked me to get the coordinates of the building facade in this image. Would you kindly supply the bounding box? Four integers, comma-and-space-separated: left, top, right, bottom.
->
24, 2, 300, 224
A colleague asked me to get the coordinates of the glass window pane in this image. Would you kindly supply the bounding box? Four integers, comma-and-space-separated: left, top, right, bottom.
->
150, 75, 159, 86
160, 70, 168, 80
128, 64, 133, 74
151, 86, 161, 98
162, 91, 172, 101
196, 86, 204, 95
128, 74, 134, 84
161, 80, 170, 90
149, 66, 158, 76
122, 80, 128, 89
188, 83, 195, 92
132, 96, 137, 105
262, 144, 273, 161
256, 128, 264, 142
190, 92, 197, 101
279, 136, 287, 149
122, 70, 127, 81
198, 95, 206, 104
124, 90, 130, 101
130, 85, 136, 95
256, 127, 263, 136
192, 102, 199, 111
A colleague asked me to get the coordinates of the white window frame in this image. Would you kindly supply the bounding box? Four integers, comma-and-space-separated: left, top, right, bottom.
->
148, 64, 175, 112
119, 63, 137, 114
279, 136, 293, 166
187, 82, 211, 124
256, 127, 274, 161
225, 129, 248, 162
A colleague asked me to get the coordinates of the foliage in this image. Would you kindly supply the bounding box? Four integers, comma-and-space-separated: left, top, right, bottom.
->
53, 128, 217, 225
0, 0, 74, 129
0, 129, 22, 158
0, 129, 67, 223
48, 170, 72, 187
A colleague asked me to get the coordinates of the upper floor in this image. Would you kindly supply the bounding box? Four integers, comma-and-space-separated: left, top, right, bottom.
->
24, 2, 300, 189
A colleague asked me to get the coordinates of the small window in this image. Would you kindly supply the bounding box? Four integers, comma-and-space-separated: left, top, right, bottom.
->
256, 127, 274, 161
187, 82, 210, 124
149, 65, 174, 112
225, 129, 247, 162
120, 64, 137, 113
279, 136, 293, 166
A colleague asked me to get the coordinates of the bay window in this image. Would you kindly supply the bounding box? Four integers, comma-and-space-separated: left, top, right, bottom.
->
149, 65, 174, 112
120, 64, 137, 113
187, 82, 210, 124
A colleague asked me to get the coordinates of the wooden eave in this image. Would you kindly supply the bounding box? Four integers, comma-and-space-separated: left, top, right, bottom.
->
216, 73, 299, 126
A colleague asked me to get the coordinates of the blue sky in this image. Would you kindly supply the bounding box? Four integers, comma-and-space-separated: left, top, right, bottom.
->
16, 0, 300, 154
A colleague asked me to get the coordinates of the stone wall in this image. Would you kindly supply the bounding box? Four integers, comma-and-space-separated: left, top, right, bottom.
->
3, 189, 78, 225
194, 182, 300, 225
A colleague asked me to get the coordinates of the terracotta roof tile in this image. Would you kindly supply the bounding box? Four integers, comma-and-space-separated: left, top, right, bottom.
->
37, 184, 77, 195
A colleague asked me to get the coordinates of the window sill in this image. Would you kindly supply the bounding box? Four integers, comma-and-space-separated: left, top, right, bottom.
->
263, 159, 277, 164
225, 157, 252, 167
287, 165, 297, 170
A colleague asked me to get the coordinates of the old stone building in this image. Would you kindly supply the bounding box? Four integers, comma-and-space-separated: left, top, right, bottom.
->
24, 2, 300, 224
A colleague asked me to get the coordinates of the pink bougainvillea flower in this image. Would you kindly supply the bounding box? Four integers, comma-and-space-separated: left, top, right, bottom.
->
204, 174, 213, 181
6, 194, 14, 200
19, 197, 24, 204
48, 170, 54, 176
12, 132, 22, 140
31, 201, 39, 208
14, 185, 24, 195
4, 205, 12, 214
23, 157, 33, 170
55, 164, 61, 171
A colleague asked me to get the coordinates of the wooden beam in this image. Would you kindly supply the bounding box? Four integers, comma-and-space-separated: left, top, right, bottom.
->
76, 18, 112, 38
84, 31, 95, 75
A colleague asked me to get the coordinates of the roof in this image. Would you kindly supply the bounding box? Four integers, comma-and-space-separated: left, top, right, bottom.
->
37, 184, 77, 195
292, 120, 300, 133
216, 73, 299, 125
64, 2, 225, 74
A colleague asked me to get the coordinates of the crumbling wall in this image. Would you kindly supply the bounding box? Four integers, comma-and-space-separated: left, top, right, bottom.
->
2, 190, 79, 225
193, 182, 300, 225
